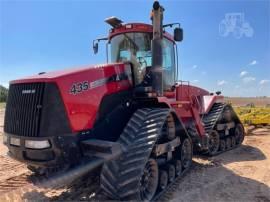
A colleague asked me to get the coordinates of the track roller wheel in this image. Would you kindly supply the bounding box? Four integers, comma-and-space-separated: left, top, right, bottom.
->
235, 123, 245, 144
219, 139, 226, 152
231, 136, 236, 147
167, 164, 176, 183
207, 130, 220, 155
226, 137, 232, 149
181, 138, 192, 169
159, 170, 168, 190
139, 159, 159, 201
162, 113, 176, 141
174, 160, 182, 176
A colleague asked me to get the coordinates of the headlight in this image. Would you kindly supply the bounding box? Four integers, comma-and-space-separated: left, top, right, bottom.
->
25, 140, 50, 149
3, 134, 8, 144
10, 137, 20, 146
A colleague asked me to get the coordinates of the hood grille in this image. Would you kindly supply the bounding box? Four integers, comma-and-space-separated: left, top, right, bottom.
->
4, 83, 45, 137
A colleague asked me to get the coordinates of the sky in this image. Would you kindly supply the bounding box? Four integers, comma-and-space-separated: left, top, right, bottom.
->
0, 0, 269, 97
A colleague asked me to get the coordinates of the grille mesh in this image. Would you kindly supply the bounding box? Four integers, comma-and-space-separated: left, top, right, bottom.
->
4, 83, 45, 137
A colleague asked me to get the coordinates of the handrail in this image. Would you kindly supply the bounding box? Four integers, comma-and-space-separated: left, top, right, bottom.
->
191, 94, 202, 113
176, 80, 190, 98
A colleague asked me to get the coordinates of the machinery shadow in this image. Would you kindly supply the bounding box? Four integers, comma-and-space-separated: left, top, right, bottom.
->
196, 144, 266, 165
170, 161, 270, 202
20, 159, 270, 202
20, 144, 269, 202
22, 169, 102, 201
246, 128, 270, 137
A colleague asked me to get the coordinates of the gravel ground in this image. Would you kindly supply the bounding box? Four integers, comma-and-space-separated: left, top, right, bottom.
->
0, 110, 269, 201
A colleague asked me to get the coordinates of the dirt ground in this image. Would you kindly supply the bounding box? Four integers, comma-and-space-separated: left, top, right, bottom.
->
165, 126, 270, 202
0, 109, 269, 201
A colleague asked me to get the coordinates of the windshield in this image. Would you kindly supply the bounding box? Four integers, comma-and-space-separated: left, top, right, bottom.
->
110, 33, 152, 84
111, 33, 152, 65
110, 32, 176, 89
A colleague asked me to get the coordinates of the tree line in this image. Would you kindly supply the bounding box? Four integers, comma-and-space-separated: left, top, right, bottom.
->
0, 85, 8, 102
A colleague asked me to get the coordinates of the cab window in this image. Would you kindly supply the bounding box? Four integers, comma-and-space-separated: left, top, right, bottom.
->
162, 38, 176, 90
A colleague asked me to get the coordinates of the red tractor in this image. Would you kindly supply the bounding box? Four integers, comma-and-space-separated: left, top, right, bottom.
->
3, 1, 244, 201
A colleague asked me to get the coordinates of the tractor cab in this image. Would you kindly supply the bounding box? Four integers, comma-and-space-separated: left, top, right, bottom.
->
93, 17, 183, 94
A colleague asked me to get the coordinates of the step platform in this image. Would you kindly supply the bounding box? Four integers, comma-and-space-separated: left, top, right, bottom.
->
81, 139, 123, 161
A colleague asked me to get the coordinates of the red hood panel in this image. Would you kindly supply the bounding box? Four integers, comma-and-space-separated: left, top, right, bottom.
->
10, 63, 123, 84
10, 63, 133, 133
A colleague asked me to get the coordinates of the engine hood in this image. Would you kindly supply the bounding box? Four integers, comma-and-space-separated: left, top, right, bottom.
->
10, 63, 124, 84
9, 62, 133, 132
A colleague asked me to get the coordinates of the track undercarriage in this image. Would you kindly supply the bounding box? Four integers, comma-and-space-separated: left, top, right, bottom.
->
202, 103, 245, 156
100, 108, 192, 201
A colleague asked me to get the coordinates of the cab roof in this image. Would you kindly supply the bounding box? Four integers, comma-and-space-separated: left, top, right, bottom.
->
108, 23, 175, 42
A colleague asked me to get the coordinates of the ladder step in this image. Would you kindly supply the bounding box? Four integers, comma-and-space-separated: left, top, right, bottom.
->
81, 139, 123, 160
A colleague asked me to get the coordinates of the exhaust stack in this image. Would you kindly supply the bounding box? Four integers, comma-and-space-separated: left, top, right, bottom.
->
151, 1, 164, 96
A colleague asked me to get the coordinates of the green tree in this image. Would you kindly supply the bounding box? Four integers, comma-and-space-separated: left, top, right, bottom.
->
0, 85, 8, 102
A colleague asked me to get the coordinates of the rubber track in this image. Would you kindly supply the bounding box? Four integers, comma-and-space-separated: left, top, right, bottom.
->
202, 103, 243, 156
203, 103, 226, 133
100, 108, 171, 200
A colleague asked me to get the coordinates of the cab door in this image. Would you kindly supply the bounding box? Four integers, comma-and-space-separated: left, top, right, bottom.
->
162, 38, 176, 91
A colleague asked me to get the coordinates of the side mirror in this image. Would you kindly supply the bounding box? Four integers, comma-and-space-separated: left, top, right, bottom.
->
174, 27, 183, 42
93, 42, 98, 54
216, 91, 222, 95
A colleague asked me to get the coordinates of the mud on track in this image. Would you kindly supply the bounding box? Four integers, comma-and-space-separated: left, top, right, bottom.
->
0, 107, 269, 201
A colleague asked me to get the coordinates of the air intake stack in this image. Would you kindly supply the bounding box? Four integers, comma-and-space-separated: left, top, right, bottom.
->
151, 1, 164, 96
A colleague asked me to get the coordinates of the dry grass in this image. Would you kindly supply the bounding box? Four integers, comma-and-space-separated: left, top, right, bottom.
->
225, 97, 270, 107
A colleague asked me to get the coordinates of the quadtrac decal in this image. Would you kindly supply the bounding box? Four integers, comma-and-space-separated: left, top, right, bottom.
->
70, 73, 129, 95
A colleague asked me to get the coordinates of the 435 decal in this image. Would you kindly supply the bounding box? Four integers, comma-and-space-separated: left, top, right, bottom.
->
70, 81, 89, 95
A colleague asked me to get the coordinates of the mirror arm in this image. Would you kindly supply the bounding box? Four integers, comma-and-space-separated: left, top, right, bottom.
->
92, 37, 108, 47
97, 37, 108, 42
92, 37, 108, 54
163, 23, 180, 28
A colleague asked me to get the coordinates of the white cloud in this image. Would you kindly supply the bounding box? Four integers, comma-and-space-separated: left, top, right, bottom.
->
192, 79, 199, 83
240, 71, 248, 77
249, 60, 257, 66
192, 65, 198, 69
242, 76, 256, 83
259, 79, 270, 85
217, 80, 227, 86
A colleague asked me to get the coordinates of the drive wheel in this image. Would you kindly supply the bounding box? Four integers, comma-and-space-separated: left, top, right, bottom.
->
208, 130, 220, 155
226, 137, 232, 149
231, 136, 236, 147
235, 123, 244, 144
181, 138, 192, 169
174, 160, 182, 176
219, 139, 226, 152
139, 159, 159, 201
159, 170, 168, 190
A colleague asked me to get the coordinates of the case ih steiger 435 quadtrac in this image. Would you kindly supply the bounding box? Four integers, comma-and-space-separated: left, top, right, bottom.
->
3, 1, 244, 201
